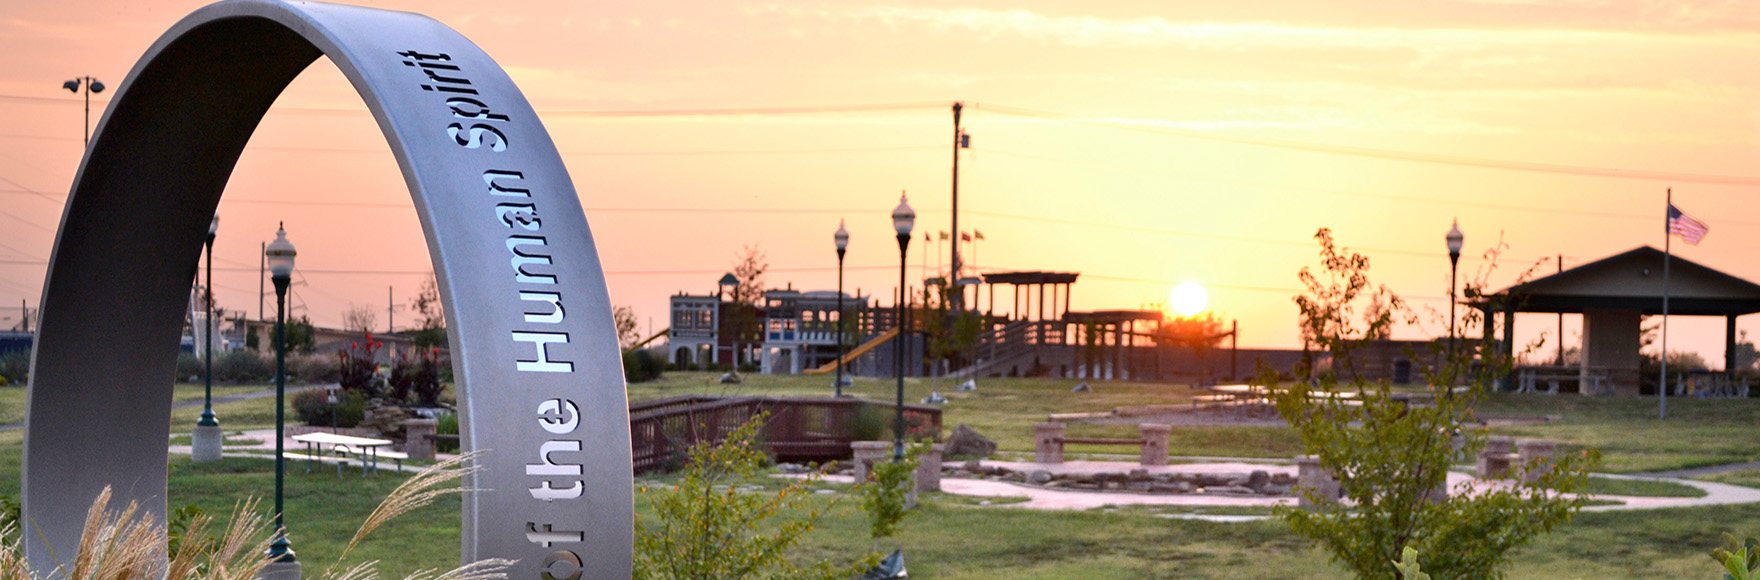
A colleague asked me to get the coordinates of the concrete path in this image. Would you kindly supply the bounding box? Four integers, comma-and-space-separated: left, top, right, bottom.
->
807, 459, 1760, 519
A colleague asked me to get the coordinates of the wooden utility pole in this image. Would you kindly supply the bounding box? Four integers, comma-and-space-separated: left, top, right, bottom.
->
949, 102, 964, 311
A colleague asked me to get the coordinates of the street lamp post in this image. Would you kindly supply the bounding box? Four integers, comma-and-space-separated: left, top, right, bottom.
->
60, 76, 105, 146
891, 194, 915, 461
264, 224, 299, 574
1446, 219, 1464, 363
834, 220, 850, 397
193, 215, 223, 462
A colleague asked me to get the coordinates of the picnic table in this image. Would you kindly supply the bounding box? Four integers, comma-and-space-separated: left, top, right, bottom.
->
291, 432, 402, 476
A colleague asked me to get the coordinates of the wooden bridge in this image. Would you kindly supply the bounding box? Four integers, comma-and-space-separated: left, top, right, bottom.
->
628, 395, 943, 473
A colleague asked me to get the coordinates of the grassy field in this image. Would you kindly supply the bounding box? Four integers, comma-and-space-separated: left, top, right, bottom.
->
0, 372, 1753, 576
634, 372, 1760, 473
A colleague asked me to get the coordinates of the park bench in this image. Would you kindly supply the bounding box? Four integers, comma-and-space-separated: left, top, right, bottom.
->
1035, 423, 1172, 466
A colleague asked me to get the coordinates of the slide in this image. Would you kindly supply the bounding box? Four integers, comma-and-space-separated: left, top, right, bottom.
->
625, 327, 669, 352
803, 327, 900, 375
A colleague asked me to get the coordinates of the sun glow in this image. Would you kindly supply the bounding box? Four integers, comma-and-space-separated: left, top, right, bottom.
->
1168, 281, 1208, 317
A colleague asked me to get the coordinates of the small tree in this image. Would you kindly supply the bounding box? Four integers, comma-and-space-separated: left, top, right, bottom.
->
724, 246, 769, 367
614, 306, 642, 350
409, 274, 448, 349
633, 414, 875, 579
1270, 228, 1595, 579
343, 303, 378, 336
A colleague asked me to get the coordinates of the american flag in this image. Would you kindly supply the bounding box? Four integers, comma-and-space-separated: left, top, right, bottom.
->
1668, 203, 1708, 245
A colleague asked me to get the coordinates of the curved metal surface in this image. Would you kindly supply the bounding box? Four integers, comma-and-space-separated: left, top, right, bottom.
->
23, 1, 631, 575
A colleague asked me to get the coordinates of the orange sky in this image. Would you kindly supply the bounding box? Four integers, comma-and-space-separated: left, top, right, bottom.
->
0, 0, 1757, 361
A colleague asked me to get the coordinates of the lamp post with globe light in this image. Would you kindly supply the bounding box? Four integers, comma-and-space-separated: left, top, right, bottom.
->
264, 224, 299, 573
834, 220, 850, 397
193, 215, 223, 463
1446, 220, 1464, 361
891, 195, 914, 461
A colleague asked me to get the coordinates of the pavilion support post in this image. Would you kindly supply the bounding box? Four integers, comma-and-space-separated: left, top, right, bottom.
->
1501, 306, 1516, 391
1728, 315, 1739, 379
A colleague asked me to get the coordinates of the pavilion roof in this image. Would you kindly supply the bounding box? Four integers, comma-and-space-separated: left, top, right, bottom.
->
982, 271, 1080, 286
1486, 246, 1760, 316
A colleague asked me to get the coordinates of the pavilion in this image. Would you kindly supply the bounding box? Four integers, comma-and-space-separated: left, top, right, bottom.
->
1482, 246, 1760, 395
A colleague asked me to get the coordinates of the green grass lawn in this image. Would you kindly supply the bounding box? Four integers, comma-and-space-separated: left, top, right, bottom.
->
1697, 469, 1760, 489
1583, 476, 1706, 498
0, 383, 271, 426
1474, 393, 1760, 473
0, 372, 1755, 575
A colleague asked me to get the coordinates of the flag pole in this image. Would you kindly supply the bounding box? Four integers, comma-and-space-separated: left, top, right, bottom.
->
1660, 188, 1672, 421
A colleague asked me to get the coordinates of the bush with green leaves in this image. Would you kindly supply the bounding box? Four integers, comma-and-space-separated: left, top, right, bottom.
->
292, 388, 367, 428
634, 413, 878, 579
175, 352, 202, 382
435, 412, 459, 453
213, 350, 272, 383
1269, 229, 1595, 580
623, 348, 665, 384
1713, 534, 1760, 580
288, 352, 340, 385
859, 442, 921, 542
389, 348, 444, 406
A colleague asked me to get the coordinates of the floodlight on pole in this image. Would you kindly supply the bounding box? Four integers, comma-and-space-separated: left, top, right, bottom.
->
62, 76, 105, 146
892, 193, 914, 462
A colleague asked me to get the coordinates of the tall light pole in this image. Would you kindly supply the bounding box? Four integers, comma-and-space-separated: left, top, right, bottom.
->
61, 76, 105, 146
834, 220, 850, 397
891, 194, 915, 461
193, 215, 223, 463
1446, 219, 1464, 364
264, 223, 299, 573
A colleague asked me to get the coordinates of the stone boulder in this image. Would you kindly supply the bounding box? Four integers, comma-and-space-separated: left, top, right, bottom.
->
944, 424, 998, 459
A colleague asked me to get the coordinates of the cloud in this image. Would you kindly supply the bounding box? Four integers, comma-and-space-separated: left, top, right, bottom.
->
840, 5, 1760, 52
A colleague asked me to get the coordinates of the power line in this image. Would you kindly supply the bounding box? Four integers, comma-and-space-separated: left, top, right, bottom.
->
0, 93, 946, 118
978, 103, 1760, 187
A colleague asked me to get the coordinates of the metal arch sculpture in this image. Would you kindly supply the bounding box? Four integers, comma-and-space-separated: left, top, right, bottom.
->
23, 1, 631, 576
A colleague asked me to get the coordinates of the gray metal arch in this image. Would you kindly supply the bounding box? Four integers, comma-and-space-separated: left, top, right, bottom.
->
23, 1, 631, 576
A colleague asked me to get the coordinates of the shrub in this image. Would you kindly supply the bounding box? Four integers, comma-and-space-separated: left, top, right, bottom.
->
390, 348, 444, 406
337, 332, 384, 397
633, 413, 875, 579
292, 388, 366, 428
851, 402, 889, 442
436, 412, 459, 453
214, 351, 272, 383
175, 352, 201, 382
623, 349, 665, 384
0, 349, 28, 385
1271, 229, 1593, 580
288, 353, 340, 385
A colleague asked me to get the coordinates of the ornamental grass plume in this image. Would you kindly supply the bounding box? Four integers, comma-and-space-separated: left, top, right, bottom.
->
0, 450, 510, 579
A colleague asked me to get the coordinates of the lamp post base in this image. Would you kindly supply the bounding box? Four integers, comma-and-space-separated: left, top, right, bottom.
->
191, 423, 224, 463
258, 558, 302, 579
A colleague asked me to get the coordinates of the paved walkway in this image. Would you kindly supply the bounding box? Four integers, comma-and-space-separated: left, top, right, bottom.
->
808, 459, 1760, 520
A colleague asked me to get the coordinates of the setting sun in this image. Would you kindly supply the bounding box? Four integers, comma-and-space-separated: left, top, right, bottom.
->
1168, 281, 1208, 317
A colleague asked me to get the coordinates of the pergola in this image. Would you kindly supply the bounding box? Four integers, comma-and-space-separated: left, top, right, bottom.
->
1482, 246, 1760, 395
982, 271, 1079, 322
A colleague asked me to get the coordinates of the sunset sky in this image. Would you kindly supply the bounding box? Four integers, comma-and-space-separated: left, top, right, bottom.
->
0, 0, 1757, 360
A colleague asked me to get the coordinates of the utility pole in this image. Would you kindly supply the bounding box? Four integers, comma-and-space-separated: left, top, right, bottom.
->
949, 102, 965, 312
387, 285, 395, 334
258, 241, 266, 321
19, 299, 26, 334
